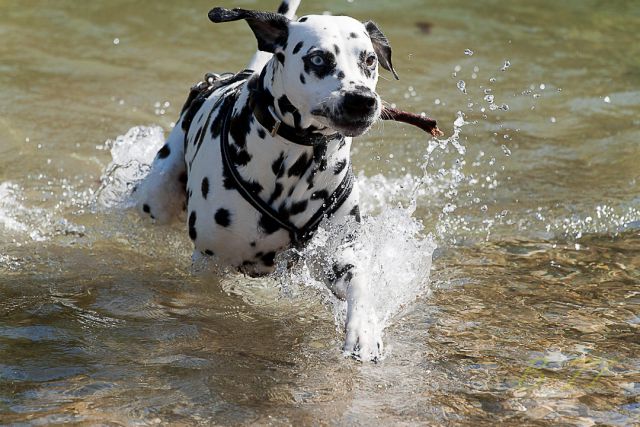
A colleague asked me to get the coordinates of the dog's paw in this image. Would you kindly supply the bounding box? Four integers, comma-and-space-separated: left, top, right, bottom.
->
343, 306, 383, 362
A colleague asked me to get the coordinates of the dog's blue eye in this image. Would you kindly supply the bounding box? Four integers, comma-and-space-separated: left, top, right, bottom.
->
310, 55, 325, 66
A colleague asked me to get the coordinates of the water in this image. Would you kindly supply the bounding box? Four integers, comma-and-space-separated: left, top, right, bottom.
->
1, 0, 639, 425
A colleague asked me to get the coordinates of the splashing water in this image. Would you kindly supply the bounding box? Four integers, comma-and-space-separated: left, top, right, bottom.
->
94, 120, 458, 337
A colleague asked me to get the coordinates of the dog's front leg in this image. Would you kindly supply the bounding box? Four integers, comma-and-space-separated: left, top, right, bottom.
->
331, 243, 383, 362
326, 187, 383, 362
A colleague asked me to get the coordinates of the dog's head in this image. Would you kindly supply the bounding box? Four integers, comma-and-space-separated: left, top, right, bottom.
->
209, 7, 398, 137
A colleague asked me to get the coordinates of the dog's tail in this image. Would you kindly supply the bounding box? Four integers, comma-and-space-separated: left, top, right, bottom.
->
245, 0, 301, 72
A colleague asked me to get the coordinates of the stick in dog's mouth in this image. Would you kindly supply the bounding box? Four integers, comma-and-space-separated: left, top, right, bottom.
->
380, 105, 444, 137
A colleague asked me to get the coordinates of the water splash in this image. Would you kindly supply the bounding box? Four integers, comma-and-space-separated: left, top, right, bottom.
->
94, 126, 165, 209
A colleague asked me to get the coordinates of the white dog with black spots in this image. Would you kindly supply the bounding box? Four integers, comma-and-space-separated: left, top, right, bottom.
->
135, 0, 400, 361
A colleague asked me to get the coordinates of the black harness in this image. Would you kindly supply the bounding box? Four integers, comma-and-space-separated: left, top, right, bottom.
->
182, 71, 355, 246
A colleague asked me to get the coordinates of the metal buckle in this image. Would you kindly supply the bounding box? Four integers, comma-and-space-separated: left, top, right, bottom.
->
271, 119, 281, 137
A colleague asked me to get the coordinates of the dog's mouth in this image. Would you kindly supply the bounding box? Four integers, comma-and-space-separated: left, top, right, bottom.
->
311, 108, 378, 137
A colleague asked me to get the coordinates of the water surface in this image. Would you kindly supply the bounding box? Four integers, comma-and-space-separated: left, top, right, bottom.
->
1, 0, 639, 425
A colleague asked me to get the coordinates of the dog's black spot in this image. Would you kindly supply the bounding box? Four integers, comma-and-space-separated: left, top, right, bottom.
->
277, 2, 289, 14
143, 204, 151, 214
334, 44, 340, 55
189, 211, 197, 240
250, 241, 256, 247
268, 182, 284, 205
271, 152, 285, 177
242, 260, 255, 266
349, 32, 359, 39
299, 73, 306, 84
306, 169, 317, 189
278, 95, 302, 128
261, 251, 276, 267
204, 249, 214, 256
259, 214, 281, 234
290, 200, 308, 215
277, 202, 291, 221
229, 101, 253, 149
336, 71, 345, 80
299, 16, 308, 22
350, 204, 361, 222
158, 144, 170, 159
275, 52, 285, 64
334, 159, 347, 175
210, 97, 235, 139
288, 153, 309, 177
201, 177, 209, 199
311, 190, 329, 201
229, 144, 253, 166
257, 128, 266, 139
246, 180, 263, 195
313, 144, 328, 171
215, 208, 231, 227
293, 41, 304, 54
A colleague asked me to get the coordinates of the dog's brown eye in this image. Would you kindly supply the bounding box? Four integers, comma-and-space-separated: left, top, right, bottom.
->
366, 54, 377, 68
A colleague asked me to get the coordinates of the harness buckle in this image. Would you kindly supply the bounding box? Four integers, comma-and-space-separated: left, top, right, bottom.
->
271, 119, 281, 137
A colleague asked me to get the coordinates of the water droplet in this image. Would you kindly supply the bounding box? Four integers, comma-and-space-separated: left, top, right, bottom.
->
539, 83, 546, 90
457, 80, 467, 93
550, 117, 557, 123
501, 144, 511, 156
454, 65, 462, 72
484, 88, 492, 94
500, 60, 511, 71
480, 205, 488, 212
434, 98, 441, 105
464, 48, 474, 56
113, 38, 120, 45
484, 94, 494, 103
604, 96, 611, 103
489, 77, 497, 83
473, 66, 480, 73
453, 113, 465, 127
499, 104, 509, 111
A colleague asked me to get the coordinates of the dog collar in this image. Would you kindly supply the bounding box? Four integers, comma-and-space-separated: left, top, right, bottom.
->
248, 81, 341, 147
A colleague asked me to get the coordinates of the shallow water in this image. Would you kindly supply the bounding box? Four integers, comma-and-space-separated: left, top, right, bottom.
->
1, 0, 639, 425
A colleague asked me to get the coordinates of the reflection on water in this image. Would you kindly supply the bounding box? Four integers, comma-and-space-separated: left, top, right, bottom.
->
1, 0, 639, 425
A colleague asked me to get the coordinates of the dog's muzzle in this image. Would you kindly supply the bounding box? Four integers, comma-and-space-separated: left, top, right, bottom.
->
313, 89, 380, 137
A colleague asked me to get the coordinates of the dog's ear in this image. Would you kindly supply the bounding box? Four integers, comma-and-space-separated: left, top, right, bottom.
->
209, 7, 290, 53
363, 21, 399, 80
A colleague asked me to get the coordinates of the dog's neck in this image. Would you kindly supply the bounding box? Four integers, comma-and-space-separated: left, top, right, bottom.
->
256, 60, 334, 136
226, 60, 353, 225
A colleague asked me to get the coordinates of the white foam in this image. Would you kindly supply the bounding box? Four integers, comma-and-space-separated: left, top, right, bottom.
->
94, 126, 165, 209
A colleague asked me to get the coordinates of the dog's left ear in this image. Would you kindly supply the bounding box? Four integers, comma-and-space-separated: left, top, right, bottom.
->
209, 7, 290, 53
364, 21, 399, 80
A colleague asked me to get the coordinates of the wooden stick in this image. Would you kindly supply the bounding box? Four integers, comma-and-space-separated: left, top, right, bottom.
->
381, 106, 444, 137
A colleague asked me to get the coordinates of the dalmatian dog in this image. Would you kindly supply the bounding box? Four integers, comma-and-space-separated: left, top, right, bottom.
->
134, 0, 399, 361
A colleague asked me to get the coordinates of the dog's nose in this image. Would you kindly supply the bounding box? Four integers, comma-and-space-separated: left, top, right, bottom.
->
342, 91, 378, 117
